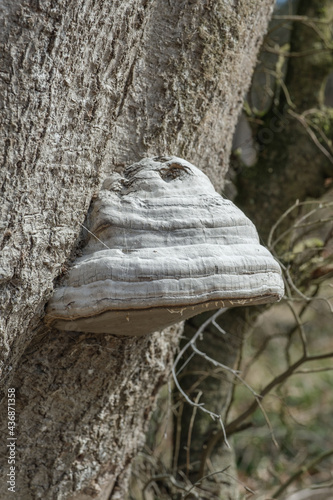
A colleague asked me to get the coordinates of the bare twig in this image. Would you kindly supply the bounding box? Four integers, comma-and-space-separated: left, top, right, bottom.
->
226, 356, 306, 436
78, 222, 111, 249
181, 467, 231, 499
294, 366, 333, 375
272, 14, 333, 25
173, 402, 184, 474
172, 309, 231, 449
190, 341, 260, 398
288, 109, 333, 165
226, 347, 333, 439
186, 392, 202, 477
264, 44, 333, 58
267, 199, 300, 249
285, 301, 308, 357
268, 200, 333, 251
272, 448, 333, 498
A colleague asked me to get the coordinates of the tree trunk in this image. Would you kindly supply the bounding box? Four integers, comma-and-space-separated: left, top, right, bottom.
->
235, 0, 333, 240
0, 1, 274, 498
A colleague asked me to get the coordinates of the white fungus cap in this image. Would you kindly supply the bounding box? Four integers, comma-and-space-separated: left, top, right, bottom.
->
45, 157, 284, 336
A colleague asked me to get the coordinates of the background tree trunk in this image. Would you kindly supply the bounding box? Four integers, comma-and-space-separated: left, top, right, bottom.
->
0, 1, 274, 498
235, 0, 333, 239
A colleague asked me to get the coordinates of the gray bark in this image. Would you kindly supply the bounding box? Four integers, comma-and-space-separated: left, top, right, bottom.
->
0, 0, 274, 498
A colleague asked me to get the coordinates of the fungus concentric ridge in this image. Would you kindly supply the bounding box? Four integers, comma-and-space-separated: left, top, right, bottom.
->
45, 156, 284, 336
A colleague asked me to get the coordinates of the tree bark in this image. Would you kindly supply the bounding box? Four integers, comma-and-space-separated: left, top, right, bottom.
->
0, 0, 274, 498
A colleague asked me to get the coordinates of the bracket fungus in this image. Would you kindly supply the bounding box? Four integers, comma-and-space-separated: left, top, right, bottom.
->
45, 156, 284, 336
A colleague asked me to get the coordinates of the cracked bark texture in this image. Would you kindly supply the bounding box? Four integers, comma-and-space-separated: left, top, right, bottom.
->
0, 0, 274, 498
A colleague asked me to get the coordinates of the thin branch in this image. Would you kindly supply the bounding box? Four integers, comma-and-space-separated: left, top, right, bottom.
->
190, 342, 259, 398
173, 402, 184, 474
280, 263, 311, 301
293, 217, 333, 230
288, 109, 333, 165
143, 473, 190, 498
271, 15, 333, 48
172, 309, 231, 449
226, 355, 306, 436
279, 77, 296, 109
176, 351, 196, 377
309, 122, 333, 155
242, 332, 287, 379
227, 348, 333, 438
272, 448, 333, 498
272, 14, 333, 25
78, 222, 111, 249
285, 301, 308, 357
256, 398, 279, 449
264, 45, 333, 58
268, 200, 333, 251
212, 320, 226, 335
268, 199, 300, 249
307, 351, 333, 362
181, 467, 231, 499
186, 392, 202, 477
294, 366, 333, 375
